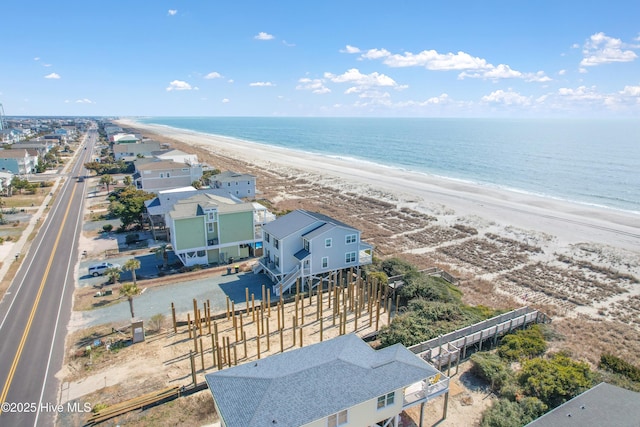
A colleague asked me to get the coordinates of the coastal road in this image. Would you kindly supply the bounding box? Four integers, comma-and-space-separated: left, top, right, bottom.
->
0, 128, 96, 426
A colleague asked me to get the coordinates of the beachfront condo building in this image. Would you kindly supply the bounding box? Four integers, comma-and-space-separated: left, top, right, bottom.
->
255, 209, 373, 296
205, 334, 450, 427
164, 192, 274, 267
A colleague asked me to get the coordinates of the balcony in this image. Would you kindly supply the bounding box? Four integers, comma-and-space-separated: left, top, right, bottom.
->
403, 375, 449, 408
207, 238, 219, 246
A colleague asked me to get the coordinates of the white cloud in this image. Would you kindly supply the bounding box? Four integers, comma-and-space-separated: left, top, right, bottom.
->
249, 81, 275, 87
168, 9, 177, 16
34, 57, 40, 61
282, 40, 296, 47
166, 80, 193, 91
557, 85, 603, 100
558, 69, 567, 75
44, 73, 60, 79
361, 48, 391, 60
378, 49, 491, 70
482, 89, 531, 106
222, 98, 230, 103
296, 78, 331, 94
620, 85, 640, 96
204, 72, 223, 79
75, 98, 95, 104
580, 32, 638, 66
254, 32, 274, 41
340, 45, 361, 54
325, 68, 397, 87
43, 63, 52, 67
227, 79, 234, 84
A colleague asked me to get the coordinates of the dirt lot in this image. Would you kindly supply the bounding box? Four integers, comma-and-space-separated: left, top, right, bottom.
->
56, 128, 640, 426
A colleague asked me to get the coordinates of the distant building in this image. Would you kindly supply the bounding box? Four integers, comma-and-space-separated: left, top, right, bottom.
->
113, 141, 162, 161
208, 170, 256, 199
0, 149, 37, 175
205, 334, 449, 427
132, 159, 203, 192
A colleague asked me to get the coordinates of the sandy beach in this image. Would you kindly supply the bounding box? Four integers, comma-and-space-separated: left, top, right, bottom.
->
113, 119, 640, 333
118, 118, 639, 250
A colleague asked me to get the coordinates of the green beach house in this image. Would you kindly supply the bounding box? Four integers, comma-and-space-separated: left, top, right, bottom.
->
165, 192, 273, 267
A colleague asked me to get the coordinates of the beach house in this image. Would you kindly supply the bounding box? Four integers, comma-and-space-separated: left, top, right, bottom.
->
0, 148, 38, 175
113, 141, 162, 161
255, 209, 373, 296
208, 170, 256, 199
205, 334, 449, 427
164, 192, 273, 266
132, 159, 203, 192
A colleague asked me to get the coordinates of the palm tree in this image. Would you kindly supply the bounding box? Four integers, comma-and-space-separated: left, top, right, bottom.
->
123, 258, 141, 285
100, 174, 115, 192
105, 266, 122, 285
123, 175, 133, 187
119, 282, 141, 319
155, 244, 170, 270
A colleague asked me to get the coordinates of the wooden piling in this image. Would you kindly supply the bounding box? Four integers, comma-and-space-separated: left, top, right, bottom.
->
189, 350, 196, 385
171, 302, 177, 333
200, 338, 205, 371
187, 313, 192, 339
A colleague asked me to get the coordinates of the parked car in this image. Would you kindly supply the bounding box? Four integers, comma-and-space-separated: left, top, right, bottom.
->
88, 262, 120, 277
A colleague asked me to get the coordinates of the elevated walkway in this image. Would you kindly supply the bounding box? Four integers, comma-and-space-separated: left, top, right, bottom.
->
408, 306, 551, 370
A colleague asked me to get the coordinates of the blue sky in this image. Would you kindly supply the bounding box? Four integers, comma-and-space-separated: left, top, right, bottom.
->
2, 1, 639, 118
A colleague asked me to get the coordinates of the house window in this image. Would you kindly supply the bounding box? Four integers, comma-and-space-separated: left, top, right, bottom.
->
274, 239, 279, 249
265, 233, 270, 243
167, 172, 171, 178
227, 182, 231, 186
345, 234, 357, 244
325, 238, 332, 248
327, 409, 347, 427
274, 255, 279, 266
322, 257, 328, 268
303, 239, 309, 251
207, 223, 214, 233
345, 252, 356, 263
377, 392, 395, 409
160, 173, 164, 178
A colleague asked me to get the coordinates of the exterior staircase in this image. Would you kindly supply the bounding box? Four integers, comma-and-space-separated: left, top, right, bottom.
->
272, 266, 300, 296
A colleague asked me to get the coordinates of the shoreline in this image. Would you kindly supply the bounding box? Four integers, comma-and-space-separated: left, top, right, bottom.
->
133, 118, 640, 216
118, 118, 640, 253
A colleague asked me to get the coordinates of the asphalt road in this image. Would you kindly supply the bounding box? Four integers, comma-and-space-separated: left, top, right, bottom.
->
0, 128, 97, 426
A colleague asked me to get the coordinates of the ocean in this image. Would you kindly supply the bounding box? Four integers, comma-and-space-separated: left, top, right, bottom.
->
138, 117, 640, 214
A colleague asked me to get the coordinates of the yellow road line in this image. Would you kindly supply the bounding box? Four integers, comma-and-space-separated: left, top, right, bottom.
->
0, 185, 75, 412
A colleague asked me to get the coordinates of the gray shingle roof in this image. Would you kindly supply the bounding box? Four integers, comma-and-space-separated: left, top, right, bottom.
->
525, 382, 640, 427
262, 210, 357, 240
205, 334, 439, 427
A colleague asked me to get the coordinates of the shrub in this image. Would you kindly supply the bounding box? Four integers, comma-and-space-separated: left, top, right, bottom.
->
481, 397, 547, 427
471, 352, 513, 393
398, 275, 462, 304
519, 352, 594, 408
599, 353, 640, 382
497, 325, 547, 361
102, 224, 113, 232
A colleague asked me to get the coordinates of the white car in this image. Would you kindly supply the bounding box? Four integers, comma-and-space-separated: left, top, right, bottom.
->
88, 262, 121, 277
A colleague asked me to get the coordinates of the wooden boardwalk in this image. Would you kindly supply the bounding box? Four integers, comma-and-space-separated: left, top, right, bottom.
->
408, 306, 551, 371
